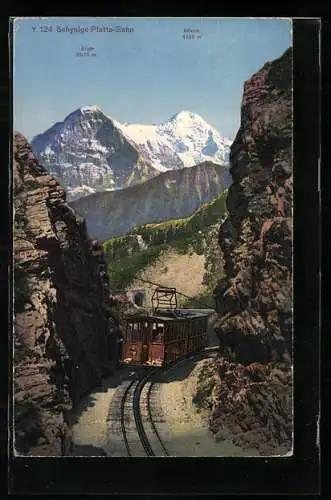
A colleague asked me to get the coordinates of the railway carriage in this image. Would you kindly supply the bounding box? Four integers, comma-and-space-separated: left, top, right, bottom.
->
120, 287, 209, 367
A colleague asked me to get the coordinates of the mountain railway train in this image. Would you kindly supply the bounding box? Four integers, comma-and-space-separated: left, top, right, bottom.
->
120, 287, 209, 367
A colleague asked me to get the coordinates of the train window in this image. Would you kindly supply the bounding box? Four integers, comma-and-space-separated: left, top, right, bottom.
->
142, 321, 150, 342
156, 323, 164, 341
152, 322, 157, 341
132, 322, 138, 342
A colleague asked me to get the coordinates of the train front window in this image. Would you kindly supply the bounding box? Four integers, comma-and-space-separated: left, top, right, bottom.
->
156, 323, 164, 341
152, 323, 157, 341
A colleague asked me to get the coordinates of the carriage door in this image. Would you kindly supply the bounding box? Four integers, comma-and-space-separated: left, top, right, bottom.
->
122, 321, 143, 364
148, 322, 165, 366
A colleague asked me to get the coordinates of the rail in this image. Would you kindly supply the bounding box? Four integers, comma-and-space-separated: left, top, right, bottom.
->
133, 369, 159, 456
120, 378, 138, 457
119, 345, 219, 457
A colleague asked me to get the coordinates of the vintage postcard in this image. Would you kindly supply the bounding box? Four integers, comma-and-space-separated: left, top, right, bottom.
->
12, 17, 293, 459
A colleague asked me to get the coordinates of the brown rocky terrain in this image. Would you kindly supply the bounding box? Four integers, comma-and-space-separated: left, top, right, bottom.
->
211, 47, 293, 455
13, 132, 117, 456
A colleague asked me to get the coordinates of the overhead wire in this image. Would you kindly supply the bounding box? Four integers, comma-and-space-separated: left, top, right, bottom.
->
133, 274, 215, 310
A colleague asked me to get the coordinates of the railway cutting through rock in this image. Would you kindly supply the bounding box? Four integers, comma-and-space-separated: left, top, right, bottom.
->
106, 346, 219, 457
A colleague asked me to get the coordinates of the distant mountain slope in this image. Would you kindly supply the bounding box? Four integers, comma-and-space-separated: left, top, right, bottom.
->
102, 188, 228, 291
70, 161, 232, 241
31, 106, 232, 201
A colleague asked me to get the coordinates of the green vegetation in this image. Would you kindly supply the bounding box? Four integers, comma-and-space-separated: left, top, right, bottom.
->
105, 243, 168, 290
131, 188, 228, 251
103, 189, 228, 290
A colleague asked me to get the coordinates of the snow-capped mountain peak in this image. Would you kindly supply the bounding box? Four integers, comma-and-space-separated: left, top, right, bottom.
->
60, 105, 106, 126
31, 105, 232, 201
116, 110, 232, 170
80, 105, 103, 114
169, 110, 205, 123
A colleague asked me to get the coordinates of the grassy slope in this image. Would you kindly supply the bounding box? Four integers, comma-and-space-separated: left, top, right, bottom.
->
103, 189, 228, 291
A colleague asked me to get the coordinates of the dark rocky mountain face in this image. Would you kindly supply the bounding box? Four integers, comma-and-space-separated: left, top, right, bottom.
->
13, 132, 117, 456
212, 47, 293, 455
71, 161, 232, 241
30, 106, 158, 201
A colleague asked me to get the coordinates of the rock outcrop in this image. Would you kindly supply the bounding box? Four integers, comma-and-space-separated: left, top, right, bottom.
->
13, 132, 117, 456
212, 48, 293, 455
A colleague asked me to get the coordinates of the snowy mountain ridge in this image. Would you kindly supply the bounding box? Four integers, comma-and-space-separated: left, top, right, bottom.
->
113, 109, 232, 171
31, 105, 232, 201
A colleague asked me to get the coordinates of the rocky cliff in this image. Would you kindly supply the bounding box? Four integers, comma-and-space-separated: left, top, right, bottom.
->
13, 132, 117, 456
212, 48, 293, 455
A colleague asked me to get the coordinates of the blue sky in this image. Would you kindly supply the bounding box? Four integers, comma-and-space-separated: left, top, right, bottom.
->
13, 17, 292, 141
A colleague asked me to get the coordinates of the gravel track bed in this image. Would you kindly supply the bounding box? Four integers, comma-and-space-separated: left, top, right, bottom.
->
69, 357, 260, 456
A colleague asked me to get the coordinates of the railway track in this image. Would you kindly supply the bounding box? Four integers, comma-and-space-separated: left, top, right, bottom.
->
111, 346, 219, 457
